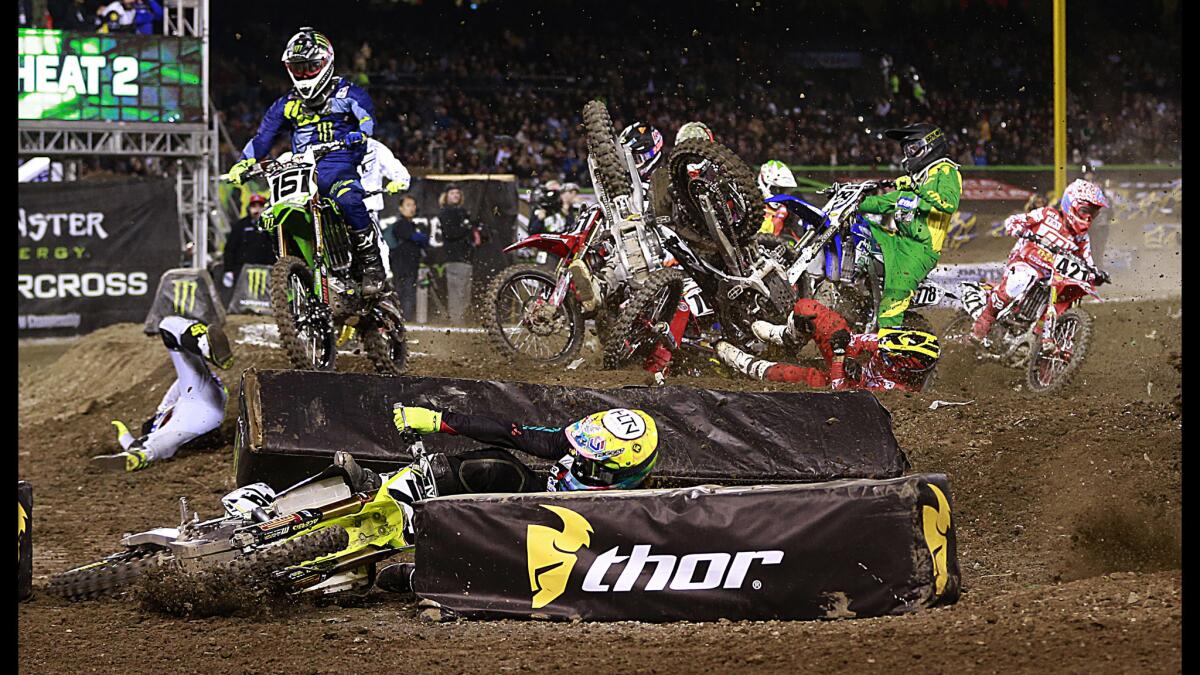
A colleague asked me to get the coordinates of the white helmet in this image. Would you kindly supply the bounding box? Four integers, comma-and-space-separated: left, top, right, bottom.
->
282, 28, 336, 103
757, 160, 797, 198
675, 121, 715, 144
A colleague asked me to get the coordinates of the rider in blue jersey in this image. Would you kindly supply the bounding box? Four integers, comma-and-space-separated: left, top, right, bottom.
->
226, 27, 387, 295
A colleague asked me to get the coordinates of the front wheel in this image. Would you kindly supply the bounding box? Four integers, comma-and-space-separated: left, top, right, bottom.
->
270, 256, 337, 371
482, 264, 585, 366
361, 298, 408, 375
603, 268, 685, 370
47, 548, 169, 600
1026, 307, 1092, 393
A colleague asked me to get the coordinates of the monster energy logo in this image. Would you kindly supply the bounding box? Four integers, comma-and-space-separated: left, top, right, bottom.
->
245, 268, 269, 298
172, 278, 198, 313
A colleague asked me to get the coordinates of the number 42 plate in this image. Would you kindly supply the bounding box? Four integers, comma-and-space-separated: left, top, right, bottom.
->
1053, 255, 1091, 282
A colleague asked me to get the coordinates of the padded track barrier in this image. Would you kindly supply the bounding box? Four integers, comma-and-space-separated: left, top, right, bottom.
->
18, 481, 33, 602
412, 474, 960, 621
226, 264, 273, 315
142, 267, 226, 334
234, 369, 908, 490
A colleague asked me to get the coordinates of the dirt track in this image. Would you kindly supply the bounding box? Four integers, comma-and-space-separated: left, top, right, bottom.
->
18, 299, 1182, 673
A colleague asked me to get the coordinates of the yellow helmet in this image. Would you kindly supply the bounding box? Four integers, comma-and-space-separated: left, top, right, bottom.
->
876, 329, 940, 389
561, 409, 659, 490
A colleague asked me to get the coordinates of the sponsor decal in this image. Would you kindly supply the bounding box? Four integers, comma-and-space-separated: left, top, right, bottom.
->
246, 267, 270, 298
18, 208, 109, 241
172, 278, 199, 313
921, 484, 952, 596
16, 272, 149, 299
526, 505, 785, 609
18, 499, 28, 564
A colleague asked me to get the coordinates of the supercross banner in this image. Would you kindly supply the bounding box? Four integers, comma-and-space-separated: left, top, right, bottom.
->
412, 474, 960, 621
235, 369, 908, 490
18, 177, 179, 337
226, 264, 273, 315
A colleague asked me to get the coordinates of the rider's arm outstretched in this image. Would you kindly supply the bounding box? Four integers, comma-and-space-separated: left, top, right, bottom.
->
394, 407, 570, 461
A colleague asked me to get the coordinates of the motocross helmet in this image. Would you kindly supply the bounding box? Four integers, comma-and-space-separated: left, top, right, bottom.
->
159, 318, 235, 370
676, 121, 715, 144
758, 160, 798, 199
282, 28, 336, 103
884, 123, 949, 175
1059, 179, 1109, 235
553, 409, 660, 491
876, 329, 940, 391
618, 123, 665, 181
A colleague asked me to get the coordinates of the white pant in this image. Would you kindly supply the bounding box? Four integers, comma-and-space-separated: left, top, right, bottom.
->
998, 261, 1040, 303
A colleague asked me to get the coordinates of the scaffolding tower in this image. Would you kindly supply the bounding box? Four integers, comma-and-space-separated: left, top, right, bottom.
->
17, 0, 220, 269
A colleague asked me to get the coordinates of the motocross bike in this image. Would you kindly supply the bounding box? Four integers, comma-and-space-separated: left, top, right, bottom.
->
223, 141, 407, 375
605, 138, 804, 371
777, 180, 939, 335
482, 204, 626, 365
48, 410, 440, 600
941, 232, 1105, 393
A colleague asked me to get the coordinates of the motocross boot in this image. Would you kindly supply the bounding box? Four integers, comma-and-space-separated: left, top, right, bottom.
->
751, 320, 793, 347
716, 341, 774, 380
335, 451, 382, 494
970, 303, 999, 344
376, 562, 417, 594
350, 228, 387, 297
91, 447, 150, 473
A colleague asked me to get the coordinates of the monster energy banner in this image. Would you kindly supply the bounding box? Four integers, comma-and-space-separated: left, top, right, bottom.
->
18, 177, 178, 337
18, 481, 33, 603
235, 369, 907, 490
142, 268, 226, 334
227, 265, 273, 315
412, 474, 959, 621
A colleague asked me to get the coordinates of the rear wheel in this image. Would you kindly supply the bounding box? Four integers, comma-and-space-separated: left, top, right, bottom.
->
228, 526, 351, 586
361, 301, 408, 375
483, 264, 584, 366
1026, 308, 1092, 393
270, 256, 337, 371
667, 139, 764, 249
604, 268, 685, 370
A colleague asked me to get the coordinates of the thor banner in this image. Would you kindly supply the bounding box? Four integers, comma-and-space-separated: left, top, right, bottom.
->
18, 177, 179, 336
412, 474, 960, 621
234, 369, 908, 490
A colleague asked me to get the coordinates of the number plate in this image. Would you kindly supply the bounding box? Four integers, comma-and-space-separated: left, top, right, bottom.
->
270, 167, 314, 204
1053, 254, 1091, 282
910, 283, 944, 308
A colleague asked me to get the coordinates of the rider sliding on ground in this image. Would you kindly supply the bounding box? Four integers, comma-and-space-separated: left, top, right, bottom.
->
859, 123, 962, 330
225, 27, 387, 296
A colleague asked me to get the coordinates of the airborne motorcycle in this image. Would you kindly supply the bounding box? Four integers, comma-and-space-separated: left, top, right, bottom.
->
49, 411, 438, 600
774, 180, 939, 334
224, 140, 407, 374
942, 232, 1105, 393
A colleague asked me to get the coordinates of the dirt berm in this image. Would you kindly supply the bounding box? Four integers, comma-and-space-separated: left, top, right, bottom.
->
18, 300, 1181, 673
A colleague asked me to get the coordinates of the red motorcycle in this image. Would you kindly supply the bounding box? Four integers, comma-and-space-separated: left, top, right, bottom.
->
482, 205, 623, 365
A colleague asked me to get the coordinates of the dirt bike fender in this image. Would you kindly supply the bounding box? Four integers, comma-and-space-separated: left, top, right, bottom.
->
503, 233, 580, 259
766, 194, 827, 227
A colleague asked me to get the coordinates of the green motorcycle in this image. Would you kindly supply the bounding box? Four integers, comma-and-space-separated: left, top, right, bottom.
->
49, 411, 438, 599
226, 140, 407, 374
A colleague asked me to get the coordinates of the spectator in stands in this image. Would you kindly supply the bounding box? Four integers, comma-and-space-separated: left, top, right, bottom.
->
96, 0, 161, 34
383, 195, 427, 321
222, 194, 275, 289
438, 184, 476, 324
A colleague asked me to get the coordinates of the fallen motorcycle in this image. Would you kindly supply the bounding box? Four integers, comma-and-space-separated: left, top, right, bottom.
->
941, 232, 1105, 393
49, 411, 438, 600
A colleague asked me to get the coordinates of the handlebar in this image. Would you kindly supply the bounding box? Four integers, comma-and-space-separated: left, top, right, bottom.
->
1018, 232, 1106, 282
220, 140, 351, 182
817, 179, 894, 196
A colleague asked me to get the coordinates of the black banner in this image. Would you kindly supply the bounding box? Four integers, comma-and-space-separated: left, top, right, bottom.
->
412, 474, 959, 621
18, 177, 179, 337
378, 176, 517, 311
235, 369, 907, 491
142, 268, 227, 335
18, 481, 33, 603
226, 264, 273, 315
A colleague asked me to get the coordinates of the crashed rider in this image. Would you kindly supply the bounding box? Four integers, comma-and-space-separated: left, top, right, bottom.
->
373, 405, 660, 592
226, 27, 387, 296
859, 123, 962, 330
93, 316, 234, 472
715, 299, 940, 392
757, 159, 801, 237
971, 178, 1111, 343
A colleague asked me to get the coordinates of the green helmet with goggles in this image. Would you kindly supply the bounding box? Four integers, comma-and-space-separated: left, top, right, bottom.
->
553, 409, 659, 491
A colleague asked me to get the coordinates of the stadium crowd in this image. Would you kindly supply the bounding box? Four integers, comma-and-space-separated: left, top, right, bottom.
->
29, 1, 1180, 185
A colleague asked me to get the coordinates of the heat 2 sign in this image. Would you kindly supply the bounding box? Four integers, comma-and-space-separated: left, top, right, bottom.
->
17, 29, 202, 123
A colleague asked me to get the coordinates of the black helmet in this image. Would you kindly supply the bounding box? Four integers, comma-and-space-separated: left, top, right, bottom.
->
884, 123, 949, 175
617, 122, 664, 181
